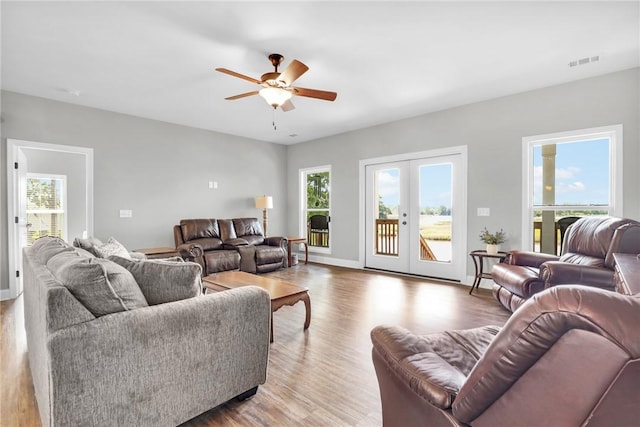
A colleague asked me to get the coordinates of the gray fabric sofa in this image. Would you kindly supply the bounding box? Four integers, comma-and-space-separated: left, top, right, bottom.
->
23, 236, 271, 427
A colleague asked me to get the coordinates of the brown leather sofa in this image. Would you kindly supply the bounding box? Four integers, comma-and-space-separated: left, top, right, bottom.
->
491, 216, 640, 312
173, 218, 287, 275
371, 285, 640, 426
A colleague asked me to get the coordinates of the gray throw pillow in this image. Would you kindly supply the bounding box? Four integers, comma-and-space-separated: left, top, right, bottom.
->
32, 236, 74, 264
47, 253, 148, 317
109, 255, 202, 305
73, 236, 104, 256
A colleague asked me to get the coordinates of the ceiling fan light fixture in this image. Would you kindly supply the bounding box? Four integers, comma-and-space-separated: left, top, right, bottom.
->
259, 87, 292, 108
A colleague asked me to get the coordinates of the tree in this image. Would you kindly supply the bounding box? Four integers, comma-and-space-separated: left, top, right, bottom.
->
307, 172, 330, 209
378, 196, 393, 219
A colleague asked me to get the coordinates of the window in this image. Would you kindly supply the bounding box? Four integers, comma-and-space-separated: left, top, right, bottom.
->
26, 174, 67, 244
522, 125, 622, 254
300, 166, 331, 252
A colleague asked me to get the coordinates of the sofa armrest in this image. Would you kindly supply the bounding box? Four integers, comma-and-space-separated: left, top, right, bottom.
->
47, 286, 271, 426
264, 236, 286, 247
176, 242, 204, 261
508, 250, 559, 268
265, 236, 288, 268
540, 261, 615, 290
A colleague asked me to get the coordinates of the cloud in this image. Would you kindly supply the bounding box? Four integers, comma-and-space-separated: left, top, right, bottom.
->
532, 166, 587, 204
376, 170, 399, 199
557, 181, 586, 193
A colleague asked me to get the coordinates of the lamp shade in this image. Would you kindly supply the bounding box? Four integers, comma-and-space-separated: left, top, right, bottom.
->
255, 195, 273, 209
259, 87, 292, 108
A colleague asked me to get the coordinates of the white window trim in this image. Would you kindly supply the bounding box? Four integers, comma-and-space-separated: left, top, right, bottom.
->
299, 165, 332, 254
26, 173, 69, 243
521, 124, 623, 250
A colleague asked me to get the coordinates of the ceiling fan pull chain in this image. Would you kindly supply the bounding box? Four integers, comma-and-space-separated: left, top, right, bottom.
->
272, 108, 277, 130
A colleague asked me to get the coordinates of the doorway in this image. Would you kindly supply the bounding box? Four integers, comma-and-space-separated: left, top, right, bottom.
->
361, 147, 467, 282
6, 139, 93, 300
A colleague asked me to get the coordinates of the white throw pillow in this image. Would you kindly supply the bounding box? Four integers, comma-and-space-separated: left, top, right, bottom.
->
94, 237, 131, 259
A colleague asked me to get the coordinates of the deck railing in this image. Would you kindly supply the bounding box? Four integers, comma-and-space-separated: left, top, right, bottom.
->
375, 219, 398, 255
375, 219, 437, 260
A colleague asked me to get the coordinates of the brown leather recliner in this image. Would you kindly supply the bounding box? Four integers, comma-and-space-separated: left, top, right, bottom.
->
491, 216, 640, 312
371, 285, 640, 426
173, 218, 287, 275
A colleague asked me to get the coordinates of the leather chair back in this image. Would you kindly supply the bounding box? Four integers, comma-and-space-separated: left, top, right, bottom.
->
561, 216, 640, 268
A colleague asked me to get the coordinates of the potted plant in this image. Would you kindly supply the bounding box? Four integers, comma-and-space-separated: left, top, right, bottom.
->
479, 227, 506, 255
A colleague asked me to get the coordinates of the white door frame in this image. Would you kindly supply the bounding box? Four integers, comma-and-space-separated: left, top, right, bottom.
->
5, 139, 94, 300
359, 146, 468, 282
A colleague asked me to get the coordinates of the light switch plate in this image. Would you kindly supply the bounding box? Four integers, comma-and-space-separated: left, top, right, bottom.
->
477, 207, 490, 217
120, 209, 133, 218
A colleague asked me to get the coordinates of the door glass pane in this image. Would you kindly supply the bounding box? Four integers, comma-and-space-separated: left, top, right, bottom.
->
26, 176, 65, 244
419, 164, 452, 263
374, 168, 400, 256
306, 171, 330, 248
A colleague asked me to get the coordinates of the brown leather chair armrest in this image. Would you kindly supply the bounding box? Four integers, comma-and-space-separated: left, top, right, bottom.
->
540, 261, 615, 290
264, 236, 286, 247
508, 250, 559, 268
176, 242, 203, 261
223, 238, 249, 249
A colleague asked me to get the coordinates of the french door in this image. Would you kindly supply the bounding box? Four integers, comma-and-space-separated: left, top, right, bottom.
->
364, 151, 466, 281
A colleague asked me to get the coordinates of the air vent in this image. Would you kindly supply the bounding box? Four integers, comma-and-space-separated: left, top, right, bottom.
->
569, 56, 600, 68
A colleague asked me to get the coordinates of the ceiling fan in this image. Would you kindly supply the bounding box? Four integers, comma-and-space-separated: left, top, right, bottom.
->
215, 53, 337, 112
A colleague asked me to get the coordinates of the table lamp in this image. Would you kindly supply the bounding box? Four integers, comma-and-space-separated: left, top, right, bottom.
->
255, 195, 273, 236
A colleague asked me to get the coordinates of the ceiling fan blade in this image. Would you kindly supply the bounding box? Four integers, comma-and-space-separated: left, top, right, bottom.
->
293, 87, 337, 102
281, 99, 295, 112
215, 68, 261, 85
278, 60, 309, 86
224, 91, 259, 100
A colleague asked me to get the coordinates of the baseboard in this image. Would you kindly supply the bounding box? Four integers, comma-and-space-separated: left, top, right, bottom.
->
293, 254, 492, 289
465, 275, 494, 290
294, 252, 361, 270
0, 288, 15, 301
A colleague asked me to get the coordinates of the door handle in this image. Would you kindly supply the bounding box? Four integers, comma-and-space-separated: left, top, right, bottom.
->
402, 221, 407, 225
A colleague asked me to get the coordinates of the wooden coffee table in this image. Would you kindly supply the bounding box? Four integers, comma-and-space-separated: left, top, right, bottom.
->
202, 271, 311, 342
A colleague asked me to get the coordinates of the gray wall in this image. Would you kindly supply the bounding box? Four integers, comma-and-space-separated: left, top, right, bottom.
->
287, 68, 640, 276
21, 148, 87, 243
1, 91, 287, 290
2, 68, 638, 290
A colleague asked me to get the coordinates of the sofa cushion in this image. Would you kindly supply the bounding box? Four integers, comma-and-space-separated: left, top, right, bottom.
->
93, 237, 131, 259
109, 256, 202, 305
72, 236, 104, 256
203, 250, 241, 274
180, 219, 220, 241
47, 252, 148, 316
189, 237, 223, 251
32, 236, 75, 264
233, 218, 264, 239
256, 246, 285, 265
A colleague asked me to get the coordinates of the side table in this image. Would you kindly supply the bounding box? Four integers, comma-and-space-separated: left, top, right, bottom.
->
286, 237, 308, 266
469, 250, 508, 295
135, 246, 180, 260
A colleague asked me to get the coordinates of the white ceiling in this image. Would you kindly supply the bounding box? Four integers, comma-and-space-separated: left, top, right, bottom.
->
2, 1, 639, 145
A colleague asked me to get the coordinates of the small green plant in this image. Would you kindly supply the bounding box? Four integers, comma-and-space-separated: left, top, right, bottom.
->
479, 227, 506, 244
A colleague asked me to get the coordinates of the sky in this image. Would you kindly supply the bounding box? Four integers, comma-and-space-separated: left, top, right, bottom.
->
376, 136, 610, 211
532, 138, 609, 206
376, 163, 452, 209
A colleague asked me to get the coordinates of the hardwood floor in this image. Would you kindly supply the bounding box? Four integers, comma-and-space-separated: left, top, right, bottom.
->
0, 264, 510, 427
